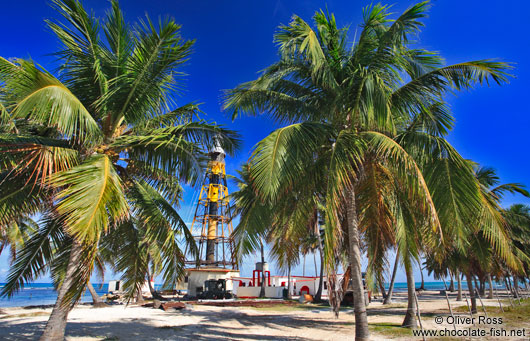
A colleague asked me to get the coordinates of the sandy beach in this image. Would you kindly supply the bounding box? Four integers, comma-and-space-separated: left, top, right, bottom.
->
1, 290, 528, 340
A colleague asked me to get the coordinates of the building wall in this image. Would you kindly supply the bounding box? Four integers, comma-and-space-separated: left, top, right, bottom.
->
187, 270, 240, 297
235, 286, 284, 298
233, 275, 330, 298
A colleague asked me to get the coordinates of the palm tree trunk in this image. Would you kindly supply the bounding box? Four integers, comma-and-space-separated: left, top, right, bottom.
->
505, 276, 513, 295
378, 277, 387, 299
87, 282, 106, 307
456, 270, 463, 301
448, 273, 455, 292
313, 252, 318, 277
419, 266, 425, 290
40, 241, 84, 341
259, 239, 266, 298
136, 287, 144, 304
303, 254, 306, 277
147, 274, 163, 300
287, 265, 293, 299
383, 250, 399, 305
513, 275, 519, 298
314, 234, 325, 302
473, 277, 480, 296
479, 278, 485, 296
466, 273, 477, 314
402, 257, 418, 328
487, 274, 494, 299
346, 189, 370, 340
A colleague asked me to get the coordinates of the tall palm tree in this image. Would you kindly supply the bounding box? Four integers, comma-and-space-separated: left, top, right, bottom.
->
0, 1, 239, 340
268, 222, 302, 300
223, 2, 509, 338
383, 250, 399, 305
231, 162, 323, 300
504, 204, 530, 297
427, 165, 528, 313
467, 166, 529, 309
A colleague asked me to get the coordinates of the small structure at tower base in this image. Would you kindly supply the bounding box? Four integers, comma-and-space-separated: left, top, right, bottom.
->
186, 268, 240, 297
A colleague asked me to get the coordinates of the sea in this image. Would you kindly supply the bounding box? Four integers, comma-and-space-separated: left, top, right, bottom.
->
0, 281, 478, 308
0, 283, 164, 308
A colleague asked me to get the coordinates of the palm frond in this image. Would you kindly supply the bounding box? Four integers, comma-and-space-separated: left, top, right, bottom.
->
1, 215, 64, 297
249, 122, 334, 201
0, 57, 102, 144
111, 15, 194, 125
47, 0, 109, 113
51, 154, 129, 243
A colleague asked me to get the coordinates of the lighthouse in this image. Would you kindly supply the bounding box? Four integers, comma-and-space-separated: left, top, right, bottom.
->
183, 139, 239, 297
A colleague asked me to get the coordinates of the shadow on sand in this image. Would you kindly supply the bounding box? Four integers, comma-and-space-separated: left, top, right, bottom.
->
0, 307, 354, 340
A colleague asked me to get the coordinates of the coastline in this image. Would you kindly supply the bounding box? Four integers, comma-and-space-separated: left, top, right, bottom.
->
0, 281, 470, 308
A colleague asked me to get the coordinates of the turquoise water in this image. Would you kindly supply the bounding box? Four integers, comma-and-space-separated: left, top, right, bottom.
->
0, 281, 503, 308
0, 283, 162, 308
388, 281, 468, 291
0, 283, 110, 308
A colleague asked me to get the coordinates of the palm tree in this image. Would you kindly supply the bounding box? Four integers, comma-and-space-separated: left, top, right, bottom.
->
224, 2, 509, 338
0, 1, 239, 339
427, 165, 528, 313
468, 167, 529, 309
383, 250, 399, 305
268, 223, 302, 300
418, 264, 426, 291
230, 165, 274, 297
230, 165, 307, 298
504, 204, 530, 293
86, 283, 106, 307
259, 238, 267, 298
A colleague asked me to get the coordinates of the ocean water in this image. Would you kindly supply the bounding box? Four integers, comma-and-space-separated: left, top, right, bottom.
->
0, 281, 504, 308
0, 282, 169, 308
385, 281, 507, 293
0, 283, 110, 308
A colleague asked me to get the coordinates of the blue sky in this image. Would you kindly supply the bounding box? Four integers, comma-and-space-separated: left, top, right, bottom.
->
1, 0, 529, 285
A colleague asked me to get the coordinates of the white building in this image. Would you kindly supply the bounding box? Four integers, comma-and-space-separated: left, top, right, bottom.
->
233, 273, 330, 298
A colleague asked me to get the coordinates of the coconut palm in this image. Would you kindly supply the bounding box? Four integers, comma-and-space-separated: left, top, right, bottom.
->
504, 204, 530, 296
268, 222, 303, 300
467, 166, 528, 308
224, 2, 510, 338
0, 1, 239, 339
475, 168, 530, 299
428, 164, 528, 313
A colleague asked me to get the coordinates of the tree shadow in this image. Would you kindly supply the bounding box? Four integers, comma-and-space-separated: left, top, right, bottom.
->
0, 306, 354, 340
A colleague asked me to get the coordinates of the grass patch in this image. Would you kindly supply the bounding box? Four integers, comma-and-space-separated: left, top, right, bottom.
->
248, 303, 323, 312
453, 305, 471, 313
449, 299, 530, 328
379, 303, 407, 309
369, 322, 412, 338
245, 302, 355, 312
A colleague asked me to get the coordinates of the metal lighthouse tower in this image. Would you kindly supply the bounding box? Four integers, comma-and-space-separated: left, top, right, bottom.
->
182, 140, 239, 298
186, 139, 237, 269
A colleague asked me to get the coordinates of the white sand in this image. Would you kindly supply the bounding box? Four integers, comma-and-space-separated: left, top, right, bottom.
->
0, 291, 527, 340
